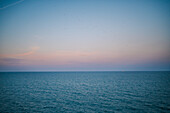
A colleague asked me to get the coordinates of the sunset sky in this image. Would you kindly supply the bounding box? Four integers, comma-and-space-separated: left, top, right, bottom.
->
0, 0, 170, 71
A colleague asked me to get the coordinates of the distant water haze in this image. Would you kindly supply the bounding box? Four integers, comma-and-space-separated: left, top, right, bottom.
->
0, 0, 170, 71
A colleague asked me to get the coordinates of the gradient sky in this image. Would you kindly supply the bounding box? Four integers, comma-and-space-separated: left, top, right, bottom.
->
0, 0, 170, 71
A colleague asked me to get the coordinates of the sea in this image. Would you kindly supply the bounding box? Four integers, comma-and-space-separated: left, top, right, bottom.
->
0, 71, 170, 113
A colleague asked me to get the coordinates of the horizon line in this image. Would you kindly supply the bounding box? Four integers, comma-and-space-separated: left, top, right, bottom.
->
0, 70, 170, 72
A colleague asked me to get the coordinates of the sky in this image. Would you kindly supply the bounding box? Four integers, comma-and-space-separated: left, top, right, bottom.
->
0, 0, 170, 71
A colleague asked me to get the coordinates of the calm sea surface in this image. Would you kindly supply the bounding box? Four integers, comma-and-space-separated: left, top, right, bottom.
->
0, 71, 170, 113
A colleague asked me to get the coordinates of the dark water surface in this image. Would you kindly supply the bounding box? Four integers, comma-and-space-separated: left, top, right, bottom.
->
0, 71, 170, 112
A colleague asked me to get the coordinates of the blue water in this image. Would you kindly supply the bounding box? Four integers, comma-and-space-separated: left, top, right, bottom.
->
0, 71, 170, 112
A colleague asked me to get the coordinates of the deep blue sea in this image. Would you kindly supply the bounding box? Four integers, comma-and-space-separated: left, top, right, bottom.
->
0, 71, 170, 113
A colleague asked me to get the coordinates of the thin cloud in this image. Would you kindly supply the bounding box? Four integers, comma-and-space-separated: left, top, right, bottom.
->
16, 51, 35, 57
0, 46, 40, 58
16, 46, 40, 57
0, 0, 24, 10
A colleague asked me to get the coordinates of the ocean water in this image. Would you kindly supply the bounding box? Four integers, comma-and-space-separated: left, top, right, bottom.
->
0, 71, 170, 113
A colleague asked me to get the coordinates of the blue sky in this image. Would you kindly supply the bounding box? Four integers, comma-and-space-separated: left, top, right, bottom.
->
0, 0, 170, 71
